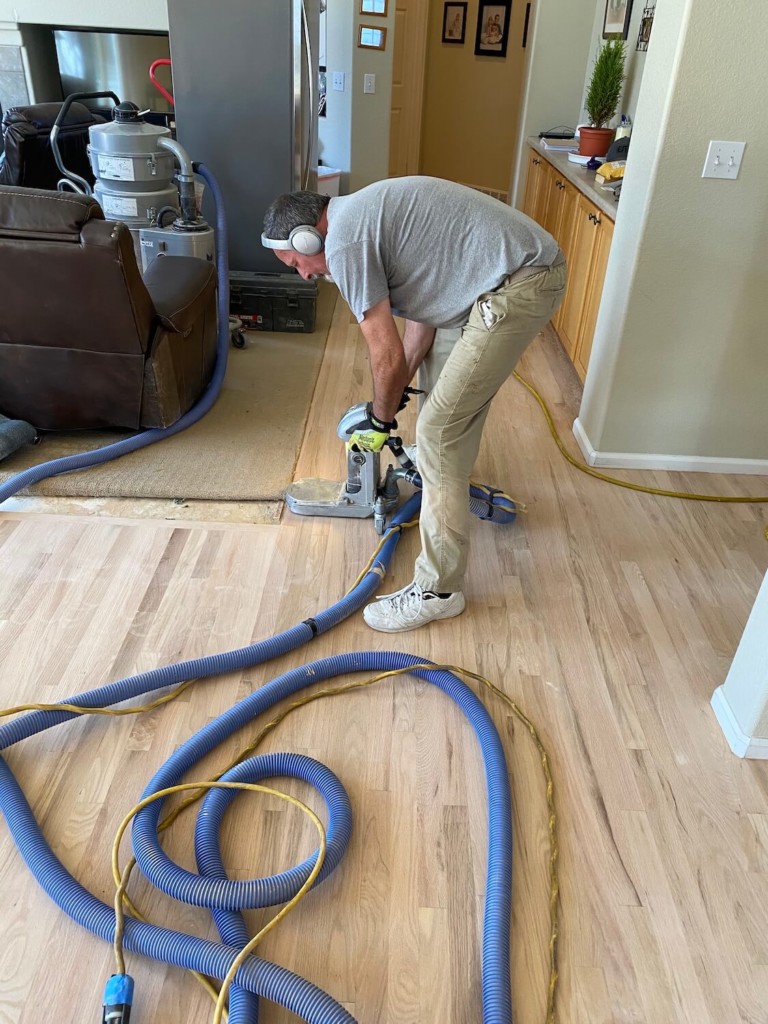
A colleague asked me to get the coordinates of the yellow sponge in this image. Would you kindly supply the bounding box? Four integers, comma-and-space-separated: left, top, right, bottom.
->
596, 160, 626, 183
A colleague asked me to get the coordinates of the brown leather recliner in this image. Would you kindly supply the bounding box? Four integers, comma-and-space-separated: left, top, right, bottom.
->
0, 185, 218, 431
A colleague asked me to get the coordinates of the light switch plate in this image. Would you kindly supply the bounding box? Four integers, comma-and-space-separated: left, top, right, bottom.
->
363, 73, 376, 94
702, 140, 746, 179
332, 71, 345, 91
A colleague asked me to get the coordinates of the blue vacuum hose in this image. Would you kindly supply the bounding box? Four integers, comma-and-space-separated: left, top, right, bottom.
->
0, 651, 513, 1024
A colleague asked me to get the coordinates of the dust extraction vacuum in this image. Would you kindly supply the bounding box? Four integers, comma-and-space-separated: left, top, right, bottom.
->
50, 90, 215, 271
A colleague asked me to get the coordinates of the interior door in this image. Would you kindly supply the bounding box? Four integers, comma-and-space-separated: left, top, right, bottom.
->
389, 0, 429, 177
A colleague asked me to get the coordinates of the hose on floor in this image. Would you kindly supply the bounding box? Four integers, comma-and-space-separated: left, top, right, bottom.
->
0, 486, 558, 1023
0, 592, 518, 1024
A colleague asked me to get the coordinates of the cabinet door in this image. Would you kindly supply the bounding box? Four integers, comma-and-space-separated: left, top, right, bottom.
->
555, 193, 600, 360
534, 159, 556, 229
554, 179, 578, 252
573, 214, 614, 382
540, 166, 560, 237
551, 180, 577, 329
522, 150, 546, 220
543, 173, 568, 241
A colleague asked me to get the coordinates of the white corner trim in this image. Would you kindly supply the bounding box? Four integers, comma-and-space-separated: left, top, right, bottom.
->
710, 686, 768, 759
572, 418, 768, 476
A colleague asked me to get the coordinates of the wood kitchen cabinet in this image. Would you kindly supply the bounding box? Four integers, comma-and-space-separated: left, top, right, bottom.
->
522, 145, 614, 382
574, 212, 613, 381
522, 150, 555, 229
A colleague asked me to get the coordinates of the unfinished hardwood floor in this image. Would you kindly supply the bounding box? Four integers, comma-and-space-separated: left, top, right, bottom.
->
1, 295, 767, 1024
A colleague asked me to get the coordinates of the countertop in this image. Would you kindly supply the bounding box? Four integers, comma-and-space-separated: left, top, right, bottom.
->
527, 137, 619, 222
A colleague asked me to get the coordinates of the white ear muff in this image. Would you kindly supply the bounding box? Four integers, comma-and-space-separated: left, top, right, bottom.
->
288, 224, 324, 256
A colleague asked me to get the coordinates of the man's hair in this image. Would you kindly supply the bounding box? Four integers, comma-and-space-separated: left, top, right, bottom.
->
262, 191, 331, 240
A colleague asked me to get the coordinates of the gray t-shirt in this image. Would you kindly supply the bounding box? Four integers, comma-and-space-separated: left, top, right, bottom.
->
325, 176, 559, 329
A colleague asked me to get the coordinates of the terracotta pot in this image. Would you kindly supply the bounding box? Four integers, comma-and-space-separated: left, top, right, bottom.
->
578, 127, 615, 157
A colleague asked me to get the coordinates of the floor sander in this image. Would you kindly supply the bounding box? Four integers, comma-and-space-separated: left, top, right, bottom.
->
286, 402, 420, 534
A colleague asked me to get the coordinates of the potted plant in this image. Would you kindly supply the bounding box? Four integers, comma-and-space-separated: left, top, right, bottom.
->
579, 37, 626, 157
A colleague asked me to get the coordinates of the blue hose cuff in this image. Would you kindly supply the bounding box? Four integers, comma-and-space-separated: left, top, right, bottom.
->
102, 974, 133, 1024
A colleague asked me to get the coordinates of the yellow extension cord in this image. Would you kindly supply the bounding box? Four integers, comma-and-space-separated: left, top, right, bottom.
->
6, 373, 767, 1022
112, 781, 327, 1024
513, 371, 768, 540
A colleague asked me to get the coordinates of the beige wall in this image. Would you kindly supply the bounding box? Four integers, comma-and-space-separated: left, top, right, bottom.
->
578, 0, 768, 465
349, 2, 395, 191
420, 0, 527, 193
510, 0, 598, 205
318, 0, 355, 189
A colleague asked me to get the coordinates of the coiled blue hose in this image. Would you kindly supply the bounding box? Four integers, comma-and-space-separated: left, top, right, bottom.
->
0, 652, 512, 1024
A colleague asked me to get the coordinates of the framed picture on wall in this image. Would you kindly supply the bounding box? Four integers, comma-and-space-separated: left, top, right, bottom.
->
442, 2, 467, 44
603, 0, 633, 38
319, 66, 327, 117
474, 0, 512, 58
360, 0, 388, 15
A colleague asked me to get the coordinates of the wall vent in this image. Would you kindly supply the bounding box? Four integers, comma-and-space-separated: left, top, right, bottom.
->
460, 183, 509, 203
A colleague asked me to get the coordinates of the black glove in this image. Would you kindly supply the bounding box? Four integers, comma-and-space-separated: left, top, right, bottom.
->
346, 403, 396, 453
397, 386, 425, 412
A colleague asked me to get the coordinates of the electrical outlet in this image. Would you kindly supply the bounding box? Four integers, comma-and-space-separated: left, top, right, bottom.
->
363, 73, 376, 94
332, 71, 345, 92
702, 140, 746, 180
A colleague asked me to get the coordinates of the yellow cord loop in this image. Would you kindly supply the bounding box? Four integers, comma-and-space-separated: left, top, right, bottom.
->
112, 781, 327, 1024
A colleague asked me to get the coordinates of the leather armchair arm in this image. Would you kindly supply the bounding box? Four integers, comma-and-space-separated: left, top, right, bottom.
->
143, 254, 217, 336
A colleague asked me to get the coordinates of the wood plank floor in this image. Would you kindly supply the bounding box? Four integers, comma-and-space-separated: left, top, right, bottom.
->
1, 294, 767, 1024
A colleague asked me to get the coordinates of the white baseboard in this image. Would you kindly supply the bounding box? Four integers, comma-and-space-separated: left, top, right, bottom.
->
710, 686, 768, 759
572, 418, 768, 476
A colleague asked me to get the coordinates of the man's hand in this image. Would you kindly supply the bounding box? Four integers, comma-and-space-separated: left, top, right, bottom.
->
346, 403, 395, 453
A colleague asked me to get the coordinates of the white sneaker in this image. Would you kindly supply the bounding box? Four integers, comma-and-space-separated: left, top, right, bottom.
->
363, 581, 465, 633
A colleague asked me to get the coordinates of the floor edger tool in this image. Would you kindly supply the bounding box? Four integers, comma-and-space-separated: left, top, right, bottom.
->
285, 402, 419, 534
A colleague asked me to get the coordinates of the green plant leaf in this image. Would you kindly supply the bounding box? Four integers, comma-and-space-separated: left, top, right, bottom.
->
585, 38, 627, 128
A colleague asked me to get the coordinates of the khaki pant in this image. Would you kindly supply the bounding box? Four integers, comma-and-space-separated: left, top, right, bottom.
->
414, 259, 567, 593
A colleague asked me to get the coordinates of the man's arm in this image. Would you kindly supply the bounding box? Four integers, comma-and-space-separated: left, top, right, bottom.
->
359, 298, 413, 424
402, 319, 436, 379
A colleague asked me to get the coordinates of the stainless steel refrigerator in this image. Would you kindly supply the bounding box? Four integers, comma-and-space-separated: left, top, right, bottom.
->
168, 0, 320, 274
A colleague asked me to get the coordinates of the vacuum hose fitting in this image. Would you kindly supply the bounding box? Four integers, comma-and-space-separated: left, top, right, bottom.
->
159, 137, 198, 224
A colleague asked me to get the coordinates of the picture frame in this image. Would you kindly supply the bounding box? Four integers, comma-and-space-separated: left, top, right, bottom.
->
358, 24, 387, 49
603, 0, 633, 39
360, 0, 388, 15
636, 2, 655, 51
318, 65, 327, 118
442, 2, 467, 44
474, 0, 512, 59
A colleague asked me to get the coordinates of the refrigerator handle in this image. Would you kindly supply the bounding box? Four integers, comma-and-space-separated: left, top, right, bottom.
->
301, 0, 316, 189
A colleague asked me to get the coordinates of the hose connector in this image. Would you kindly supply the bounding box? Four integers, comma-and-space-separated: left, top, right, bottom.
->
102, 974, 134, 1024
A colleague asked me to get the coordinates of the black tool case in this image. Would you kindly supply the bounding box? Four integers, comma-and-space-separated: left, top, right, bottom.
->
229, 272, 317, 333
